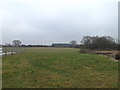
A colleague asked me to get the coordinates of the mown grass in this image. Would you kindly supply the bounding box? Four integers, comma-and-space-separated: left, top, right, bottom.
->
2, 47, 118, 88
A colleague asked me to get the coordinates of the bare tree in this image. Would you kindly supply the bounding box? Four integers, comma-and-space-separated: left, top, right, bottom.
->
81, 36, 117, 50
70, 40, 77, 47
13, 40, 21, 47
13, 40, 22, 54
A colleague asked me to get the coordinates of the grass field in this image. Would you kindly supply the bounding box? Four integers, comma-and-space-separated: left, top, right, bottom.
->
2, 47, 118, 88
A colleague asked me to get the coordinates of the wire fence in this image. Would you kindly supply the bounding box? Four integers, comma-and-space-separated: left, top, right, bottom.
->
2, 46, 24, 56
0, 47, 2, 56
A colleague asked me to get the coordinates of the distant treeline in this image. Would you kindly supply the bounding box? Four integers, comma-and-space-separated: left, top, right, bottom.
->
2, 44, 51, 47
21, 45, 52, 47
2, 35, 120, 50
23, 44, 83, 48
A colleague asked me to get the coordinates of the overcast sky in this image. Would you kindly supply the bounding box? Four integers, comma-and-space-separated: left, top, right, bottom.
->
0, 0, 119, 45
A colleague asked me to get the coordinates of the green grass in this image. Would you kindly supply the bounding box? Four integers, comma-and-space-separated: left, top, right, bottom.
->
2, 47, 118, 88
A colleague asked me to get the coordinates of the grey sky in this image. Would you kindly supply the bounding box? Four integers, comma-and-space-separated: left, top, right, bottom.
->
0, 0, 118, 45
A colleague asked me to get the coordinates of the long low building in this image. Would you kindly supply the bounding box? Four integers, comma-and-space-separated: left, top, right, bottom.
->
52, 43, 71, 47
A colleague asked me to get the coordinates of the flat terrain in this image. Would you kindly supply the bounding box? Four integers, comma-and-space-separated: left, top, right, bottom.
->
2, 47, 118, 88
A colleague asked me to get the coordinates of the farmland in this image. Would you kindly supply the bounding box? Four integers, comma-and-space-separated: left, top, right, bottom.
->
2, 47, 118, 88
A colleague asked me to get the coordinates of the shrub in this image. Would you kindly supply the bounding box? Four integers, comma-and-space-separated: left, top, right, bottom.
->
115, 53, 120, 60
80, 48, 90, 53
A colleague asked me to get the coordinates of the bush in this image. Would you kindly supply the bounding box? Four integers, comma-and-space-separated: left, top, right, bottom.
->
115, 53, 120, 60
80, 48, 91, 53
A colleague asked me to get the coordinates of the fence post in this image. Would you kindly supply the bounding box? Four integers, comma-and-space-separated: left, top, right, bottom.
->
5, 46, 7, 56
11, 46, 13, 55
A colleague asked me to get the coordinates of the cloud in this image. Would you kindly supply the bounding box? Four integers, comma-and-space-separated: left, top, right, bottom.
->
1, 0, 118, 44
